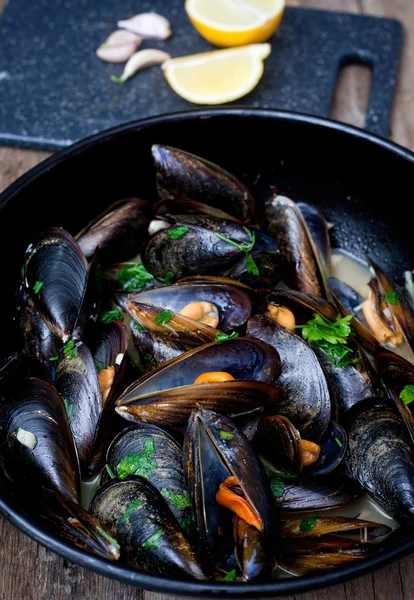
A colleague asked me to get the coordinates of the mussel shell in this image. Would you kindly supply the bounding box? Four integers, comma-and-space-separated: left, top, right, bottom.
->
225, 250, 285, 289
281, 515, 391, 540
255, 415, 303, 475
76, 198, 150, 264
37, 488, 120, 560
328, 278, 364, 315
91, 319, 129, 372
116, 380, 281, 427
0, 378, 80, 502
24, 228, 88, 343
91, 477, 206, 579
266, 290, 337, 324
264, 196, 325, 297
152, 144, 256, 223
54, 341, 102, 475
346, 399, 414, 523
306, 422, 347, 476
143, 217, 252, 281
73, 251, 102, 341
330, 290, 380, 356
233, 516, 274, 581
105, 424, 189, 520
297, 202, 331, 281
279, 547, 371, 576
275, 474, 360, 512
131, 326, 189, 371
153, 198, 241, 223
247, 316, 331, 442
127, 283, 252, 333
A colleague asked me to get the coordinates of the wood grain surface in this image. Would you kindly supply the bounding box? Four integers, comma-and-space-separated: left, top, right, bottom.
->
1, 0, 414, 598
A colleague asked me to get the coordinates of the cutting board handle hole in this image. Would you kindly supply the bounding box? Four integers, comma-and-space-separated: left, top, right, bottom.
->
330, 60, 373, 130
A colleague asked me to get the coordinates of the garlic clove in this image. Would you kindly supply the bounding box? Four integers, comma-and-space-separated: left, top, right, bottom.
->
117, 12, 172, 40
97, 30, 142, 64
111, 49, 171, 83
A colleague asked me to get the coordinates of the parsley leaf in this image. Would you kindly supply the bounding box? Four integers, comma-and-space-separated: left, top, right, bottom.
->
178, 515, 197, 538
400, 384, 414, 405
142, 529, 163, 550
62, 397, 73, 421
116, 438, 158, 480
20, 266, 25, 278
214, 331, 239, 342
165, 227, 189, 240
161, 489, 191, 510
96, 526, 120, 550
94, 359, 104, 373
299, 516, 319, 532
133, 322, 149, 332
33, 281, 43, 294
245, 253, 259, 276
335, 436, 343, 447
105, 464, 115, 479
99, 305, 124, 324
267, 471, 296, 499
220, 431, 234, 440
383, 292, 400, 305
63, 339, 78, 360
153, 309, 178, 337
49, 355, 59, 362
115, 263, 154, 292
162, 271, 175, 285
215, 227, 259, 276
220, 569, 237, 582
296, 313, 358, 368
120, 499, 143, 524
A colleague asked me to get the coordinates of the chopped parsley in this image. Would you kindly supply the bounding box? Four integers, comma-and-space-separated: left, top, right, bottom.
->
383, 292, 400, 305
220, 431, 234, 440
142, 529, 163, 550
120, 499, 143, 524
105, 464, 115, 479
153, 309, 178, 337
143, 353, 153, 363
178, 515, 197, 537
94, 359, 104, 373
115, 263, 154, 292
49, 355, 59, 362
161, 489, 191, 510
133, 322, 149, 332
335, 436, 343, 448
299, 516, 319, 532
162, 271, 175, 285
400, 384, 414, 406
165, 227, 189, 240
96, 526, 121, 550
63, 339, 78, 360
296, 313, 358, 368
62, 397, 73, 421
20, 266, 25, 278
220, 569, 237, 582
33, 281, 43, 294
117, 438, 157, 480
99, 305, 124, 324
215, 227, 259, 277
215, 331, 239, 342
267, 471, 296, 499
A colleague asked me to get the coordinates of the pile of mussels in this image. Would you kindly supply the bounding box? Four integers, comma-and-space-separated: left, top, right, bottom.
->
1, 144, 414, 582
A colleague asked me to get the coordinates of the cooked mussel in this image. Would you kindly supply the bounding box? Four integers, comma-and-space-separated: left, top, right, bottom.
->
91, 476, 206, 579
247, 315, 331, 441
90, 319, 129, 404
152, 145, 256, 223
116, 338, 281, 427
184, 409, 277, 579
346, 398, 414, 523
281, 515, 390, 540
0, 378, 80, 502
76, 198, 150, 264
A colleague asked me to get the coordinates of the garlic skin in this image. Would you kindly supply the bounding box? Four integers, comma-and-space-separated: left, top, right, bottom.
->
97, 30, 142, 63
111, 49, 171, 83
117, 12, 172, 40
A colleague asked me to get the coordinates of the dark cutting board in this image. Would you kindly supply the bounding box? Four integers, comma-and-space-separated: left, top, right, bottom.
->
0, 0, 402, 150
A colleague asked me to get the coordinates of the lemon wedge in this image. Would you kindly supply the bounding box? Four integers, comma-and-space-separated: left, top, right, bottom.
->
162, 43, 271, 105
185, 0, 285, 47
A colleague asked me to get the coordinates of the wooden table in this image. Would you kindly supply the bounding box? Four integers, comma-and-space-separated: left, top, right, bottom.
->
1, 0, 414, 598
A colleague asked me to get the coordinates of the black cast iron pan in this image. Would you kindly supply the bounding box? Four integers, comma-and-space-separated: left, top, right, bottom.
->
0, 108, 413, 596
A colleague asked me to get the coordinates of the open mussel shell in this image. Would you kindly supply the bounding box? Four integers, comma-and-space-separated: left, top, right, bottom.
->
176, 276, 265, 311
105, 424, 191, 522
131, 325, 190, 372
225, 250, 285, 289
255, 415, 303, 475
152, 144, 256, 223
55, 341, 102, 475
143, 216, 253, 281
279, 546, 373, 576
305, 422, 347, 476
76, 198, 150, 264
233, 516, 272, 581
153, 198, 241, 223
126, 283, 252, 333
24, 228, 88, 343
266, 289, 337, 324
184, 409, 277, 577
247, 316, 331, 442
0, 378, 80, 502
328, 278, 365, 315
91, 477, 206, 579
38, 488, 120, 560
375, 348, 414, 444
297, 202, 332, 281
264, 195, 327, 297
90, 319, 128, 404
368, 257, 414, 353
346, 398, 414, 524
281, 515, 391, 541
